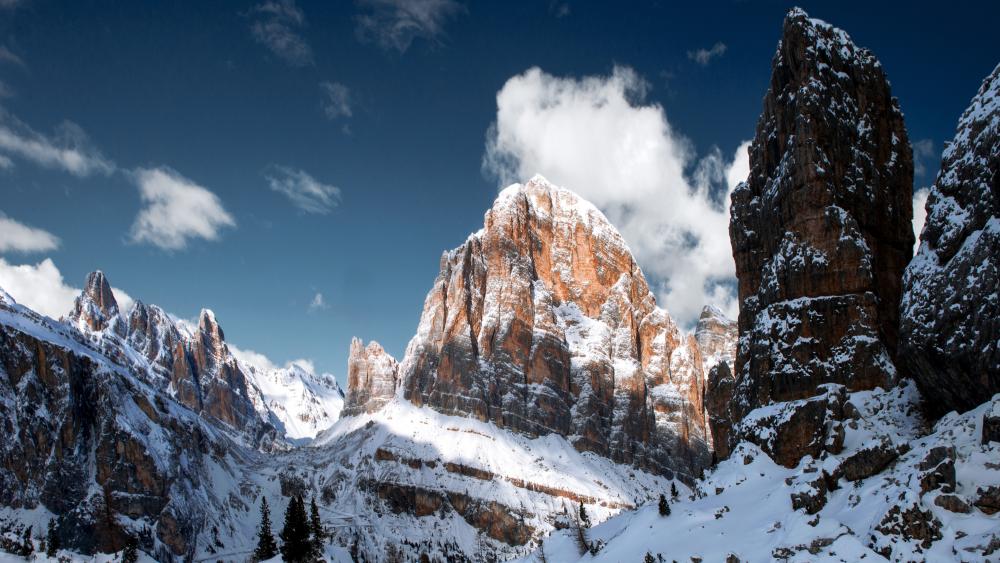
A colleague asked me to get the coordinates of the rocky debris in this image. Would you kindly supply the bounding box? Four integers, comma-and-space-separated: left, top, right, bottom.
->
934, 494, 971, 514
734, 385, 848, 468
916, 446, 956, 494
343, 338, 399, 416
974, 486, 1000, 515
984, 399, 1000, 444
901, 64, 1000, 418
719, 8, 912, 466
694, 306, 737, 374
397, 176, 711, 479
68, 271, 123, 335
790, 475, 827, 514
875, 503, 942, 549
835, 439, 907, 482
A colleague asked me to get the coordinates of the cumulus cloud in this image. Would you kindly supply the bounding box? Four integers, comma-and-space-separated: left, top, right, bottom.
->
249, 0, 313, 67
308, 292, 328, 312
912, 187, 930, 254
0, 258, 134, 318
264, 165, 341, 214
0, 113, 114, 176
355, 0, 464, 53
483, 66, 749, 327
320, 81, 352, 120
912, 138, 937, 179
231, 344, 322, 379
688, 42, 727, 66
129, 167, 236, 251
0, 213, 60, 253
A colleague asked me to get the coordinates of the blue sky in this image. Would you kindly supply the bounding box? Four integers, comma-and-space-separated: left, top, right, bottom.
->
1, 0, 997, 384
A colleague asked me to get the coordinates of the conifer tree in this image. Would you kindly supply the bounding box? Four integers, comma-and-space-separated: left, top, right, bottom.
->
254, 497, 278, 561
670, 482, 679, 499
644, 552, 656, 563
121, 535, 139, 563
309, 497, 325, 557
577, 502, 591, 528
658, 494, 671, 517
46, 519, 59, 557
20, 525, 33, 557
280, 495, 311, 562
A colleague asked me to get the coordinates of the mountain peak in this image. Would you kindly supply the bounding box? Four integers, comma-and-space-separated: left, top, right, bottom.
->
69, 269, 121, 332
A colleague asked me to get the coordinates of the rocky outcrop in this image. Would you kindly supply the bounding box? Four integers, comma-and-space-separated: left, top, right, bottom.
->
901, 64, 1000, 418
694, 305, 737, 374
68, 271, 123, 335
342, 338, 399, 416
397, 176, 711, 479
716, 8, 913, 464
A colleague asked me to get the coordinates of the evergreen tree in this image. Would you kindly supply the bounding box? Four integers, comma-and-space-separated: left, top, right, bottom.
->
309, 497, 325, 557
46, 518, 60, 556
121, 535, 139, 563
577, 502, 591, 528
20, 525, 33, 557
670, 482, 679, 500
644, 552, 656, 563
254, 497, 279, 561
658, 494, 671, 517
279, 495, 312, 563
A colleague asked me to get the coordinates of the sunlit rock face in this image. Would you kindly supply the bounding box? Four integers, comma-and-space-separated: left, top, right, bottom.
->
716, 8, 914, 466
901, 63, 1000, 418
395, 175, 711, 479
342, 337, 399, 416
68, 271, 123, 334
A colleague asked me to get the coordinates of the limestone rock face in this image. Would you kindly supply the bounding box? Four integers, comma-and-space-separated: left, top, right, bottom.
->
718, 9, 913, 463
397, 176, 711, 479
343, 338, 399, 416
69, 271, 123, 334
901, 64, 1000, 418
694, 305, 737, 374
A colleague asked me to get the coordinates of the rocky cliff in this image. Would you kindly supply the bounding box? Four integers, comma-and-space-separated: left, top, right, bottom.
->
392, 176, 711, 479
716, 8, 914, 466
901, 63, 1000, 418
342, 337, 399, 416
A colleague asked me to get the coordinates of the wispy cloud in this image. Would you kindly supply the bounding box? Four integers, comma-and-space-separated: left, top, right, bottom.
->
688, 42, 727, 66
0, 46, 24, 67
308, 291, 328, 312
249, 0, 313, 67
549, 1, 570, 18
0, 212, 60, 253
264, 165, 341, 214
0, 112, 114, 176
912, 138, 937, 179
355, 0, 464, 53
129, 167, 236, 251
320, 81, 352, 120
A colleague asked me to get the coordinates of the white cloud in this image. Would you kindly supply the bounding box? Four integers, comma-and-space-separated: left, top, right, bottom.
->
0, 213, 60, 253
320, 81, 352, 120
0, 154, 12, 169
264, 165, 341, 214
483, 66, 749, 327
912, 187, 930, 254
308, 292, 328, 312
355, 0, 464, 53
0, 46, 23, 67
688, 42, 727, 66
230, 344, 318, 376
129, 167, 236, 251
912, 138, 936, 179
0, 258, 134, 319
0, 113, 114, 176
249, 0, 313, 67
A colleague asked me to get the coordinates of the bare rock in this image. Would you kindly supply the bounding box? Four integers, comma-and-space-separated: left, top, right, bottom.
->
343, 338, 399, 416
974, 485, 1000, 515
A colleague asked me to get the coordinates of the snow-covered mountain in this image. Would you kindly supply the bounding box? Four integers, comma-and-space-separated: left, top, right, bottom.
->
237, 356, 345, 441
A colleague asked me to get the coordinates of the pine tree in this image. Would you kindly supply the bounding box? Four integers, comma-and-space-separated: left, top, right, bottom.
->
577, 502, 591, 528
254, 497, 279, 561
309, 497, 325, 557
46, 519, 59, 556
658, 494, 671, 517
644, 552, 656, 563
20, 525, 33, 557
279, 495, 311, 563
121, 535, 139, 563
670, 482, 679, 499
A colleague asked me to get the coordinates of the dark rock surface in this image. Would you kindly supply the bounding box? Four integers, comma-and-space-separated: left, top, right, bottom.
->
901, 64, 1000, 419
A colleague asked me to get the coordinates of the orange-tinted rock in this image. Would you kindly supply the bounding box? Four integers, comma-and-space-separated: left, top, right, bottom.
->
343, 338, 399, 416
398, 176, 711, 479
